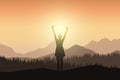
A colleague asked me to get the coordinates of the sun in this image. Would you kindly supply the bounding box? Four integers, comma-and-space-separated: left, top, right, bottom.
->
54, 23, 67, 36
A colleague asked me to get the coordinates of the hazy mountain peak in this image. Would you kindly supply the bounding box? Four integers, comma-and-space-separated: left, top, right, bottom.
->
68, 44, 87, 51
65, 44, 95, 57
0, 43, 13, 49
88, 40, 97, 45
0, 43, 22, 57
71, 44, 81, 48
100, 38, 111, 42
46, 41, 56, 49
90, 40, 97, 43
112, 39, 117, 41
25, 42, 56, 58
112, 39, 120, 42
86, 38, 111, 46
0, 43, 15, 53
85, 38, 120, 54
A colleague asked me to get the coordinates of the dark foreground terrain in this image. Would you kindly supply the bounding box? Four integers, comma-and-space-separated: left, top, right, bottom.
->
0, 65, 120, 80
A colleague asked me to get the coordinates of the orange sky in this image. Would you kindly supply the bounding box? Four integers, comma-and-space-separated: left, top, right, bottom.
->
0, 0, 120, 53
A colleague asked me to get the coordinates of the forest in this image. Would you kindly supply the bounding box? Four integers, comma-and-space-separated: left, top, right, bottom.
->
0, 51, 120, 72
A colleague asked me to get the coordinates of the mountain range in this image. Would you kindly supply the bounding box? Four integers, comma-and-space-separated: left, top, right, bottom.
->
85, 38, 120, 54
0, 44, 21, 57
65, 44, 95, 57
0, 38, 120, 58
0, 42, 95, 58
24, 42, 56, 58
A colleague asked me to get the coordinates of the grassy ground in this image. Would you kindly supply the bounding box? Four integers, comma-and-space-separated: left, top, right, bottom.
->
0, 65, 120, 80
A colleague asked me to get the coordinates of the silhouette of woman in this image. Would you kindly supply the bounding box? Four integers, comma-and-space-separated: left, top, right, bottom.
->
52, 25, 68, 71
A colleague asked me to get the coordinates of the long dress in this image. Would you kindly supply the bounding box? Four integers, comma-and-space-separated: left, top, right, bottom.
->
55, 39, 65, 58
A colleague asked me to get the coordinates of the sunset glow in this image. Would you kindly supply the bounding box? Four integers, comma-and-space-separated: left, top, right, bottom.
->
0, 0, 120, 53
54, 24, 67, 36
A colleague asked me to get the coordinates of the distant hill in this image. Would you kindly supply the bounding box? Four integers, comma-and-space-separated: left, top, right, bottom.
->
0, 44, 22, 57
85, 38, 120, 54
65, 44, 96, 57
24, 42, 56, 58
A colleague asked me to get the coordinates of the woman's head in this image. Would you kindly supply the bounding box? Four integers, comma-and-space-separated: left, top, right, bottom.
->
58, 34, 62, 40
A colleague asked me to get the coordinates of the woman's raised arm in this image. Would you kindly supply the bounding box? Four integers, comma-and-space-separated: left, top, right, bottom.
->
62, 26, 68, 41
52, 25, 57, 40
